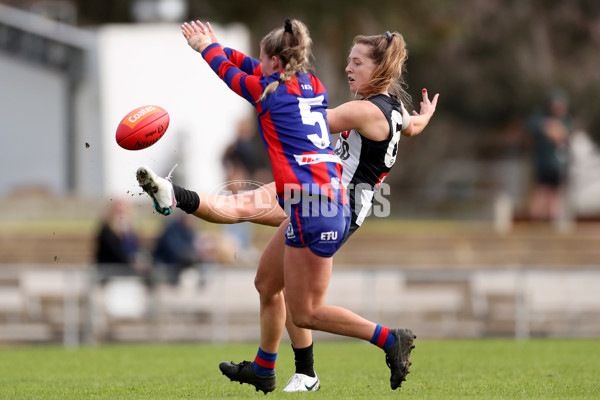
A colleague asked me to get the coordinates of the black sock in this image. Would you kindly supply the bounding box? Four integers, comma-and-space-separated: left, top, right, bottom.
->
173, 184, 200, 214
292, 343, 315, 377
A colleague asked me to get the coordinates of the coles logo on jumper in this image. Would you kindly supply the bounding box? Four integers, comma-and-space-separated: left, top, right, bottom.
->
123, 105, 160, 128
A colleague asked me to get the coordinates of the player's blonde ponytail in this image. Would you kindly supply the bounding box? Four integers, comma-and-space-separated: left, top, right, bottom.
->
259, 19, 313, 101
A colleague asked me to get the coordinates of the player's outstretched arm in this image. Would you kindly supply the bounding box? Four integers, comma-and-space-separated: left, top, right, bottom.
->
192, 182, 286, 227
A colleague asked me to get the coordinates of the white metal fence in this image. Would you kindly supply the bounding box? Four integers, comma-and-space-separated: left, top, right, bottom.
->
1, 264, 599, 346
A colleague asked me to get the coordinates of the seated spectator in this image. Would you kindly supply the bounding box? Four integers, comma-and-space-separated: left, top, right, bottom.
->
95, 199, 147, 283
153, 213, 203, 285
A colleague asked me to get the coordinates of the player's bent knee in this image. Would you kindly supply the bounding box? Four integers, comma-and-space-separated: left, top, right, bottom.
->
254, 275, 269, 295
289, 311, 315, 330
254, 276, 282, 298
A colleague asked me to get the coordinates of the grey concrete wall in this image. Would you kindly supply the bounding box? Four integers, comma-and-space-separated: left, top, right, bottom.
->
0, 56, 67, 195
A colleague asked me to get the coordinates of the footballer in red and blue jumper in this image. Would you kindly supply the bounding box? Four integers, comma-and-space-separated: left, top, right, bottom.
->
201, 42, 350, 258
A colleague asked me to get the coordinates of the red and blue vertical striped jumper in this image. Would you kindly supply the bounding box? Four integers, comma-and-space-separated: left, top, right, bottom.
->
201, 43, 346, 206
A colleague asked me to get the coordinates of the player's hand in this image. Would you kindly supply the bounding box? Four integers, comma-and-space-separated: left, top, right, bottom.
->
181, 20, 213, 52
401, 88, 439, 136
412, 88, 439, 118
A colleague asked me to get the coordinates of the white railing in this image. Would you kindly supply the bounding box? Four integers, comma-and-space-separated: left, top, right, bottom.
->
1, 264, 600, 346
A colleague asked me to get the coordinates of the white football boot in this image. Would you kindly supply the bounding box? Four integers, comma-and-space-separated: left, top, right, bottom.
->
282, 373, 320, 392
136, 165, 176, 215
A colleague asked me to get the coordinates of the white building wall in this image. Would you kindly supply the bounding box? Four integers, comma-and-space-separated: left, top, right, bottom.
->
97, 22, 253, 198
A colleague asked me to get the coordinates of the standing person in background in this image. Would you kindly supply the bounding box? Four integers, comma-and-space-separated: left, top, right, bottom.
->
528, 89, 571, 222
221, 118, 268, 256
222, 118, 264, 182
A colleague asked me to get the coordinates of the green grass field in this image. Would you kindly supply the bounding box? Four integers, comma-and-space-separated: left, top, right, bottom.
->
1, 339, 599, 399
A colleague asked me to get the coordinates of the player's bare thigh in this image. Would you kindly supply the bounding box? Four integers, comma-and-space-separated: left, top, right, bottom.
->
194, 182, 286, 226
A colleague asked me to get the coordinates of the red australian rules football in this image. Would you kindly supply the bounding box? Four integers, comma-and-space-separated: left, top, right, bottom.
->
116, 105, 169, 150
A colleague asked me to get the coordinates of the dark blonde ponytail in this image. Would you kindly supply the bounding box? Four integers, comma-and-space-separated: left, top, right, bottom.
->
259, 19, 313, 101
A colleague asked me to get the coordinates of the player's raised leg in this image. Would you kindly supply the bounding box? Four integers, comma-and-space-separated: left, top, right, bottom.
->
137, 166, 285, 226
194, 182, 285, 226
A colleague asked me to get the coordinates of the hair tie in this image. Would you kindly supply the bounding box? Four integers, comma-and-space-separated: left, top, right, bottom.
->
284, 19, 293, 34
383, 31, 393, 43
